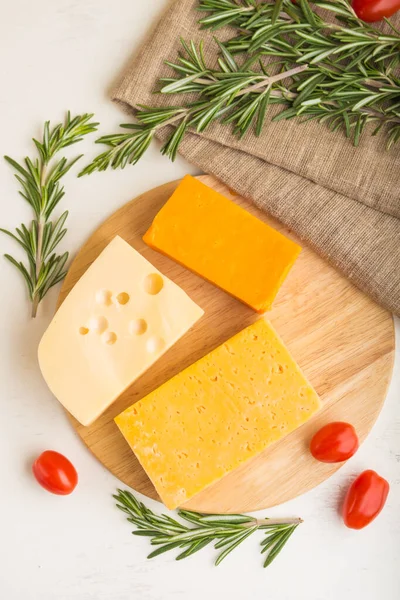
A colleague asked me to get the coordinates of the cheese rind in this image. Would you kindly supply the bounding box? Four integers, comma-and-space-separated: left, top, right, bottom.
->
143, 175, 301, 313
115, 319, 321, 509
38, 236, 204, 426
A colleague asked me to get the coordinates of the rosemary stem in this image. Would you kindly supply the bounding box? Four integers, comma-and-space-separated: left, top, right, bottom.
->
32, 217, 44, 317
190, 66, 309, 98
32, 163, 48, 317
36, 163, 48, 282
195, 77, 217, 85
237, 65, 309, 96
254, 517, 303, 527
362, 107, 400, 123
234, 6, 253, 13
31, 294, 40, 318
157, 110, 189, 128
34, 216, 45, 275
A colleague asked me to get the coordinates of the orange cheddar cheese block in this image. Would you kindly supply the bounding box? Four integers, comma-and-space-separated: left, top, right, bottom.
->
115, 319, 321, 509
143, 175, 301, 313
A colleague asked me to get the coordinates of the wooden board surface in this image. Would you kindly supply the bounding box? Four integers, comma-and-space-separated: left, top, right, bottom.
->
58, 175, 395, 513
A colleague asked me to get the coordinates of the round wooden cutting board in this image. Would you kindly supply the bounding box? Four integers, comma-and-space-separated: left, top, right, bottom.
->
58, 175, 395, 513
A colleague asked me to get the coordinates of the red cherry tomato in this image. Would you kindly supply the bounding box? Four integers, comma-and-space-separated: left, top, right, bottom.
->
352, 0, 400, 22
32, 450, 78, 495
310, 422, 359, 463
343, 470, 389, 529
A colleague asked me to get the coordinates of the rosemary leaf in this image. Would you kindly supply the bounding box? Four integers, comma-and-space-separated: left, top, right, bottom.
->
214, 526, 257, 566
176, 538, 212, 560
148, 541, 184, 559
263, 525, 298, 568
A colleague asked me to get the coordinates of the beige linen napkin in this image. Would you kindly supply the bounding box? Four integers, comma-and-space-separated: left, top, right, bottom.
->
112, 0, 400, 316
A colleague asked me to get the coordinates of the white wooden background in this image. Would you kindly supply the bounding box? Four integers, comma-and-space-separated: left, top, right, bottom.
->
0, 2, 399, 599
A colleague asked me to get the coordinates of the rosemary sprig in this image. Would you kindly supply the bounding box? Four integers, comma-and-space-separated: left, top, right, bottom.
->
115, 489, 302, 568
79, 40, 309, 175
2, 112, 98, 317
80, 1, 400, 176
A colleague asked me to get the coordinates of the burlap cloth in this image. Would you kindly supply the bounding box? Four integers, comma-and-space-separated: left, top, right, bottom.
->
112, 0, 400, 316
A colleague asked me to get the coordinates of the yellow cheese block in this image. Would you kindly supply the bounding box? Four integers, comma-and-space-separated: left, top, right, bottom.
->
38, 236, 204, 426
115, 319, 321, 509
143, 175, 301, 313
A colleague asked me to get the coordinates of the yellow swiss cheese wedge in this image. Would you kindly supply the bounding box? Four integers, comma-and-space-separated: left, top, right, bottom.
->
38, 236, 204, 426
144, 175, 301, 313
115, 319, 321, 509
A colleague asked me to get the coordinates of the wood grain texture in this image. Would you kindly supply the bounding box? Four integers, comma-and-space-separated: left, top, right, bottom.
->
57, 175, 395, 513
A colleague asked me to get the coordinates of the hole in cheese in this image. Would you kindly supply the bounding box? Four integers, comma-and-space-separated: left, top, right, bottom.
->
95, 289, 112, 306
129, 318, 147, 336
146, 336, 165, 353
143, 273, 164, 295
88, 316, 108, 334
103, 331, 117, 345
116, 292, 130, 305
79, 327, 89, 336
